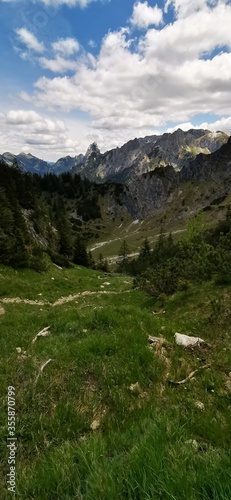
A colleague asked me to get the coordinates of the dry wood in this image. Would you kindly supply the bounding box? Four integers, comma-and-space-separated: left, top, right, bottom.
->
168, 364, 211, 385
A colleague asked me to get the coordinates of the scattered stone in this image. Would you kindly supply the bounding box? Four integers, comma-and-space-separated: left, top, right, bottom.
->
90, 419, 100, 431
83, 329, 88, 333
16, 347, 27, 357
186, 439, 199, 451
100, 285, 105, 288
0, 306, 5, 316
225, 379, 231, 392
129, 382, 142, 394
79, 435, 87, 442
103, 282, 111, 285
174, 332, 204, 347
194, 401, 205, 411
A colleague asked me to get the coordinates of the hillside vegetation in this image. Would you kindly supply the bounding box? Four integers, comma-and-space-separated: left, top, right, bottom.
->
0, 263, 231, 499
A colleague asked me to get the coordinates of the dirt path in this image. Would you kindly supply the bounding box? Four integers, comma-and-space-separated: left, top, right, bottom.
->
89, 228, 186, 260
0, 289, 131, 307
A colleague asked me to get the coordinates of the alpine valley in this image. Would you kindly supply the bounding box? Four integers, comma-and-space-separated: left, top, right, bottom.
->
0, 128, 231, 262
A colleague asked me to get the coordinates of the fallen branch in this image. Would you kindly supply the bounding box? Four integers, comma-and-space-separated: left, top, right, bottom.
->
148, 335, 165, 344
32, 326, 51, 344
34, 359, 53, 385
168, 364, 211, 385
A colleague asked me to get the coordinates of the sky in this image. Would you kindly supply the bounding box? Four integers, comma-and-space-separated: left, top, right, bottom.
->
0, 0, 230, 161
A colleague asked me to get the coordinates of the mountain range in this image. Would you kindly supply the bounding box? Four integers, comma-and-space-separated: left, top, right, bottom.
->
0, 128, 229, 183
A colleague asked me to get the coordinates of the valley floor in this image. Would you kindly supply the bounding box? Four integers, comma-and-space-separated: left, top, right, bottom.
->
0, 264, 231, 499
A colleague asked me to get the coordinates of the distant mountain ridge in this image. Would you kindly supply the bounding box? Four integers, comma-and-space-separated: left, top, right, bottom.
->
0, 129, 229, 181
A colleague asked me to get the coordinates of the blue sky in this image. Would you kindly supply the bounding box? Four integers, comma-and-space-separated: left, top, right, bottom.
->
0, 0, 230, 160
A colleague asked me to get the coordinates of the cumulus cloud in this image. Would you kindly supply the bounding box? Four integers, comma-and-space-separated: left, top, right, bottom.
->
20, 2, 231, 137
167, 115, 231, 135
3, 0, 231, 159
16, 28, 45, 53
39, 56, 78, 73
0, 109, 77, 160
52, 38, 80, 56
6, 110, 66, 132
130, 1, 163, 28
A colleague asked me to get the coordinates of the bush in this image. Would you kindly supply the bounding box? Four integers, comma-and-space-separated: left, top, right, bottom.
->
29, 246, 49, 273
177, 279, 191, 292
48, 250, 71, 268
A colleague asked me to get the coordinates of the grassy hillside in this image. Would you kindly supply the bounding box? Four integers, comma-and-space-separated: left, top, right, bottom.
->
0, 263, 231, 498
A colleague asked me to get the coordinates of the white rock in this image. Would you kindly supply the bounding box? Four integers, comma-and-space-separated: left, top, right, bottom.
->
186, 439, 199, 450
90, 420, 100, 430
129, 382, 142, 393
194, 401, 205, 411
174, 332, 204, 347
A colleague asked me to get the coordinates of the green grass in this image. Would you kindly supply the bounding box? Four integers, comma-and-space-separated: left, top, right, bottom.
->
0, 264, 231, 498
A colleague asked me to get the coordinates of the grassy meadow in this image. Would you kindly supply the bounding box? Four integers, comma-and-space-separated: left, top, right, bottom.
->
0, 263, 231, 499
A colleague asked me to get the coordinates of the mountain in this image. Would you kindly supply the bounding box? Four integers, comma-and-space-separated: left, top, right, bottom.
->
119, 136, 231, 220
1, 135, 231, 267
71, 129, 229, 183
0, 129, 228, 181
0, 152, 49, 175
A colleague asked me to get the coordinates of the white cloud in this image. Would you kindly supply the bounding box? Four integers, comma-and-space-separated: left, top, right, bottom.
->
6, 110, 66, 132
0, 109, 74, 160
2, 0, 231, 160
20, 2, 231, 135
88, 39, 97, 49
52, 38, 80, 56
167, 116, 231, 135
16, 28, 45, 53
39, 56, 78, 73
130, 2, 163, 28
164, 0, 208, 18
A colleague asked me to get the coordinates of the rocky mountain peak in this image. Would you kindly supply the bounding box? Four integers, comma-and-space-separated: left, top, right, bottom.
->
85, 142, 101, 159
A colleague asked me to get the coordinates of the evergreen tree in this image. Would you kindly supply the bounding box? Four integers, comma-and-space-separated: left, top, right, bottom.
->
117, 240, 130, 273
57, 215, 73, 258
88, 250, 95, 269
137, 238, 152, 270
73, 235, 89, 267
97, 253, 109, 272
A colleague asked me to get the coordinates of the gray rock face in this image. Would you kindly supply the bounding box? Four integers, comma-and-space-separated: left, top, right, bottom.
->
0, 152, 49, 175
113, 136, 231, 219
0, 129, 228, 181
71, 129, 229, 183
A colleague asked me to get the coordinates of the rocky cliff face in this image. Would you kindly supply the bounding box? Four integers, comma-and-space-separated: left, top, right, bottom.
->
0, 129, 228, 182
113, 136, 231, 220
71, 129, 229, 183
0, 152, 49, 175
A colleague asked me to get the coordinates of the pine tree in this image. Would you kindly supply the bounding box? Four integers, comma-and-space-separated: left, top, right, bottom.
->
117, 240, 130, 273
57, 215, 73, 258
73, 235, 89, 267
137, 238, 152, 268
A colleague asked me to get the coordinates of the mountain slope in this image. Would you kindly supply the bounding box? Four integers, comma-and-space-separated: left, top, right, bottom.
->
71, 129, 229, 183
1, 129, 228, 180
